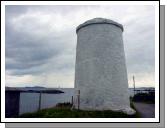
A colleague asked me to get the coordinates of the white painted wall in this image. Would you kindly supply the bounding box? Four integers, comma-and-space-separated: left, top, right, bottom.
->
74, 18, 135, 115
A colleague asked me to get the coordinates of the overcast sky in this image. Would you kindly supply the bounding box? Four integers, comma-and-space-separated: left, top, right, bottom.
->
5, 5, 155, 88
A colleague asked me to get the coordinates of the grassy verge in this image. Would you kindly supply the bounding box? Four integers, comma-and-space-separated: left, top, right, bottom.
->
20, 108, 138, 118
19, 101, 142, 118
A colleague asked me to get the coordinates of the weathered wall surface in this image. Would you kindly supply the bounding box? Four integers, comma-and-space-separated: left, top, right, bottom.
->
74, 18, 135, 114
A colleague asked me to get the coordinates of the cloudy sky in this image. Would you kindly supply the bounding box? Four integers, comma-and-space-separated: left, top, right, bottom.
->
5, 5, 155, 88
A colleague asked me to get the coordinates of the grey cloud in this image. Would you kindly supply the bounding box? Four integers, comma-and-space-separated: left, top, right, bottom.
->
5, 5, 29, 18
5, 8, 75, 75
6, 52, 75, 76
124, 16, 155, 75
5, 5, 155, 87
5, 27, 59, 69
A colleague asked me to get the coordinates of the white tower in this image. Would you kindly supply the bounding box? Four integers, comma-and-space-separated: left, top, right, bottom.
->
74, 18, 135, 115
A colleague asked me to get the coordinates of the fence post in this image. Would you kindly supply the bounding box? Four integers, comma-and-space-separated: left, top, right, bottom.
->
38, 91, 42, 111
71, 96, 73, 105
133, 75, 135, 96
77, 90, 80, 110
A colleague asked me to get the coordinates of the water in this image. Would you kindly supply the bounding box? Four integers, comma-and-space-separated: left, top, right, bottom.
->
19, 88, 74, 115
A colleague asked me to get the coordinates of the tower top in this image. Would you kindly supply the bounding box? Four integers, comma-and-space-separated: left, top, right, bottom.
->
76, 18, 124, 33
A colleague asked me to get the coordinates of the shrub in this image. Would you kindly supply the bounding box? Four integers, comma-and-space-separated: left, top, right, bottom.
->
132, 92, 155, 103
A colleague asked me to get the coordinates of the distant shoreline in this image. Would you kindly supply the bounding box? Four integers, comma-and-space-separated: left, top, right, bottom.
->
5, 87, 64, 94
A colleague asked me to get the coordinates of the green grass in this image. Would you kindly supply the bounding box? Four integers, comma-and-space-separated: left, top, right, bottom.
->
19, 108, 138, 118
20, 108, 136, 118
19, 101, 141, 118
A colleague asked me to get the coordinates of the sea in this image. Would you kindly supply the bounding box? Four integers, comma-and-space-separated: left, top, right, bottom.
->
19, 88, 74, 115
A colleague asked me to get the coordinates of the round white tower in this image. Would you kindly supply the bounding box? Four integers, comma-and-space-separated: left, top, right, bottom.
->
74, 18, 135, 115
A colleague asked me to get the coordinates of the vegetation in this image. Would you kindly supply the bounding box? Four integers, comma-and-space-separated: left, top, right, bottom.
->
132, 92, 155, 103
20, 102, 138, 118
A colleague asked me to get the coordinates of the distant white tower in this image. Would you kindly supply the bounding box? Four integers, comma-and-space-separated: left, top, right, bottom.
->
74, 18, 135, 115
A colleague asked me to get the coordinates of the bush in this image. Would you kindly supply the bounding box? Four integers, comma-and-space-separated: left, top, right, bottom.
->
55, 102, 72, 109
132, 92, 155, 103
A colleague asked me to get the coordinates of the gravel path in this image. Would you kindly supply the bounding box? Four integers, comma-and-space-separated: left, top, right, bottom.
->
133, 102, 155, 118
